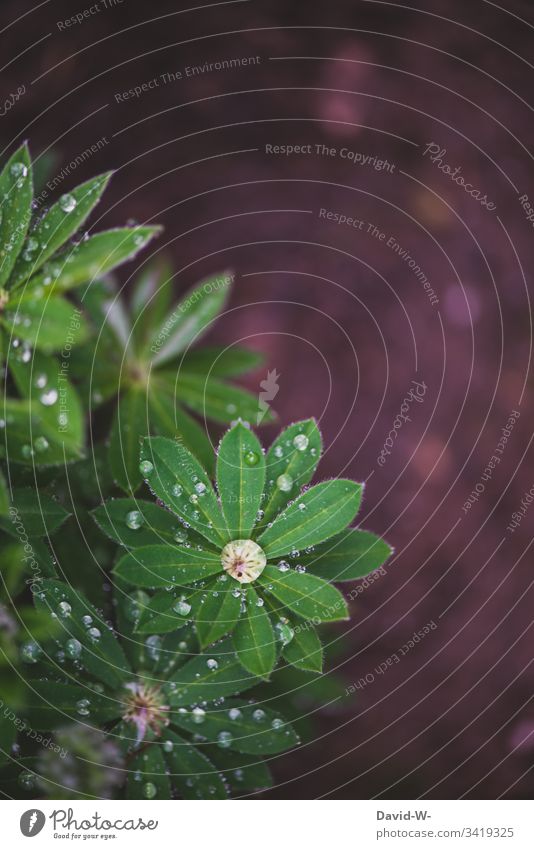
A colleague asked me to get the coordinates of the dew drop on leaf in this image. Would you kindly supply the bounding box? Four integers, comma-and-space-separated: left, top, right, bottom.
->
125, 510, 143, 530
76, 699, 91, 716
139, 460, 154, 476
293, 434, 309, 451
59, 193, 77, 213
276, 473, 293, 492
143, 782, 157, 799
217, 731, 232, 748
66, 638, 82, 659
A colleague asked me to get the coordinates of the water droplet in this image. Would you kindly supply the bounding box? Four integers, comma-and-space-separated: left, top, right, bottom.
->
228, 707, 242, 720
21, 444, 33, 459
57, 601, 72, 618
163, 740, 174, 753
40, 388, 58, 406
244, 450, 260, 466
276, 473, 293, 492
87, 627, 101, 642
295, 565, 307, 574
275, 622, 294, 646
18, 771, 35, 790
217, 731, 232, 748
252, 709, 266, 722
76, 698, 91, 716
194, 482, 207, 496
21, 641, 41, 663
298, 502, 307, 511
293, 434, 309, 451
81, 615, 93, 627
10, 162, 27, 179
256, 597, 265, 607
139, 460, 153, 476
59, 193, 77, 213
191, 706, 206, 724
66, 638, 82, 659
274, 445, 284, 458
145, 635, 161, 661
189, 493, 199, 504
271, 717, 284, 730
143, 781, 157, 799
278, 560, 290, 572
206, 658, 219, 671
125, 510, 143, 530
172, 483, 183, 497
174, 530, 188, 544
34, 435, 49, 453
173, 600, 191, 616
35, 373, 47, 389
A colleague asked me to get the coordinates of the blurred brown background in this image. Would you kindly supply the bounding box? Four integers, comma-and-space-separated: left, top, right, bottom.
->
2, 0, 534, 798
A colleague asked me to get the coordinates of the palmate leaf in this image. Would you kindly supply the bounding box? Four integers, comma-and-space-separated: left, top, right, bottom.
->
10, 172, 112, 288
150, 271, 233, 367
33, 579, 131, 690
282, 619, 324, 673
233, 587, 276, 679
258, 480, 363, 558
28, 227, 161, 293
0, 143, 32, 288
259, 419, 323, 527
114, 544, 221, 588
140, 436, 227, 547
165, 638, 258, 706
301, 528, 392, 581
1, 293, 89, 351
0, 488, 70, 537
258, 566, 348, 623
163, 730, 229, 799
217, 422, 265, 538
127, 743, 171, 800
170, 698, 299, 755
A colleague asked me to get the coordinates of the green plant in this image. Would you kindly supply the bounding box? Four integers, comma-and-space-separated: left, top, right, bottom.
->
0, 145, 392, 800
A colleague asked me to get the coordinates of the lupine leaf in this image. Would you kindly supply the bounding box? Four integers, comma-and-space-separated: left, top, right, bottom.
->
195, 581, 242, 648
24, 681, 120, 730
92, 498, 205, 549
170, 698, 299, 754
33, 580, 131, 689
28, 227, 161, 293
150, 271, 233, 366
10, 172, 112, 288
147, 382, 215, 475
0, 398, 82, 466
1, 293, 89, 351
259, 419, 323, 527
140, 436, 227, 546
258, 480, 363, 558
177, 373, 273, 424
165, 638, 258, 705
9, 347, 84, 457
282, 620, 323, 673
301, 528, 392, 581
109, 387, 148, 493
0, 488, 69, 537
131, 257, 173, 345
126, 743, 171, 799
163, 730, 229, 799
0, 143, 33, 287
233, 587, 275, 679
114, 545, 221, 588
207, 746, 272, 795
258, 566, 348, 622
217, 422, 265, 538
178, 345, 263, 377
